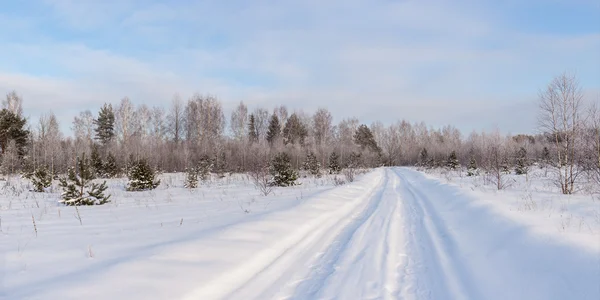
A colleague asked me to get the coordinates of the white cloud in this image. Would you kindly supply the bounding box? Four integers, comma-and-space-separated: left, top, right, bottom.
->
1, 0, 598, 135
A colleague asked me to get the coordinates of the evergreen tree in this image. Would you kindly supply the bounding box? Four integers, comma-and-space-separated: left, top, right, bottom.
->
418, 148, 429, 167
540, 146, 551, 168
197, 155, 213, 181
0, 108, 29, 157
446, 151, 459, 170
328, 152, 341, 174
213, 152, 227, 177
354, 124, 381, 153
303, 152, 321, 177
1, 140, 20, 174
467, 155, 478, 176
104, 152, 119, 178
515, 147, 529, 175
184, 167, 198, 189
282, 113, 308, 145
93, 103, 115, 146
58, 154, 110, 206
126, 158, 160, 191
248, 114, 258, 143
270, 152, 298, 187
90, 144, 104, 177
347, 151, 362, 168
31, 165, 52, 192
266, 114, 281, 145
501, 156, 511, 174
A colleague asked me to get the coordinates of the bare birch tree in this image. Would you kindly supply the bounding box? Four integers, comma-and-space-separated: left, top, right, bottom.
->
538, 72, 584, 194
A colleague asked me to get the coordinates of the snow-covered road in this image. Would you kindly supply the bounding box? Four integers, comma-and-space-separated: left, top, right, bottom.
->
3, 168, 599, 299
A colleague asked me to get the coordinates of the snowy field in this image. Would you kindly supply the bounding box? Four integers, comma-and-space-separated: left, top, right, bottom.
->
1, 168, 599, 299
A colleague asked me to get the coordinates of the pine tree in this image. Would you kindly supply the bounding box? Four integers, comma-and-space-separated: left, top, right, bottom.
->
419, 148, 429, 167
515, 147, 529, 175
213, 152, 227, 177
540, 146, 551, 168
248, 114, 258, 143
197, 155, 213, 181
126, 158, 160, 191
31, 165, 52, 192
270, 152, 298, 187
446, 151, 459, 170
90, 144, 104, 177
501, 156, 511, 174
266, 114, 281, 145
467, 155, 478, 176
303, 152, 321, 177
0, 108, 29, 158
103, 152, 119, 178
184, 167, 198, 189
94, 103, 115, 146
328, 152, 341, 174
347, 152, 362, 168
354, 124, 381, 153
283, 113, 308, 145
58, 154, 110, 206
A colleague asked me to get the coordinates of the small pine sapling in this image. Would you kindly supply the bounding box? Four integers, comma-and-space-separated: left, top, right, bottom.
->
103, 152, 119, 178
184, 167, 198, 189
31, 166, 52, 192
58, 154, 110, 206
467, 156, 478, 176
328, 152, 341, 174
196, 155, 213, 182
446, 151, 460, 170
126, 158, 160, 191
270, 152, 298, 187
515, 147, 529, 175
303, 152, 321, 177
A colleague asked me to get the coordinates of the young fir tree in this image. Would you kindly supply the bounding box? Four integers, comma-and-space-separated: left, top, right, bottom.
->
197, 155, 213, 181
93, 103, 115, 146
446, 151, 459, 170
104, 152, 119, 178
501, 156, 511, 174
126, 158, 160, 191
303, 152, 321, 177
347, 152, 362, 168
266, 114, 281, 145
248, 114, 258, 143
540, 146, 551, 168
213, 152, 227, 177
31, 165, 52, 192
90, 144, 104, 177
467, 155, 478, 176
328, 152, 341, 174
515, 147, 529, 175
270, 152, 298, 187
184, 167, 198, 189
418, 148, 429, 167
58, 154, 110, 206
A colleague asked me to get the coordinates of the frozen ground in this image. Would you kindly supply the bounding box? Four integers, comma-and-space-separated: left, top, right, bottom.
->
1, 168, 599, 299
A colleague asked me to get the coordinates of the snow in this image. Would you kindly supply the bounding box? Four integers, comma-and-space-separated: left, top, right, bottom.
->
1, 168, 599, 299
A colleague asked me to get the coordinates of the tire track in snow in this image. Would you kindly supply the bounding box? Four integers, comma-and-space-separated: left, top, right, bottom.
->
182, 170, 387, 300
288, 169, 405, 300
393, 168, 482, 300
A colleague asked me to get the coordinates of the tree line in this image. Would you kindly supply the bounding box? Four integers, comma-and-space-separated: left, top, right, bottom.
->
1, 72, 598, 195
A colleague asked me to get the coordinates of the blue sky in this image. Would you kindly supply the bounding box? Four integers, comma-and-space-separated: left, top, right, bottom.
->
0, 0, 599, 135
